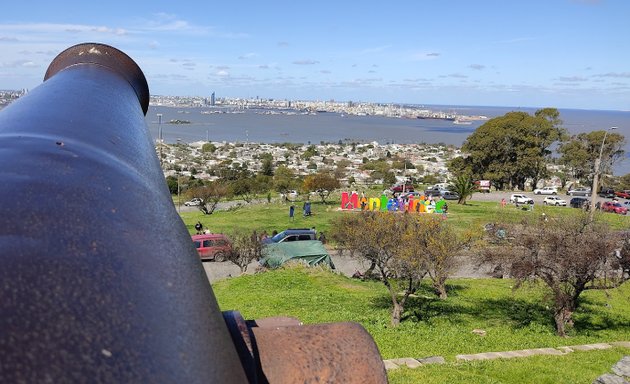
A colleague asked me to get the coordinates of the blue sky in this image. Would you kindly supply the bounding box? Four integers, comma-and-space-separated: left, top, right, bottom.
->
1, 0, 629, 110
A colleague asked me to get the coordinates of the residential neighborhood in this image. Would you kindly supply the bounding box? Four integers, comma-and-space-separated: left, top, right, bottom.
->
158, 139, 460, 187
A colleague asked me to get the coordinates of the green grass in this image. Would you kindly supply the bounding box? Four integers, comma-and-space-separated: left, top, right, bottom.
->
212, 266, 630, 383
179, 198, 630, 236
192, 195, 630, 382
388, 348, 629, 384
180, 200, 346, 236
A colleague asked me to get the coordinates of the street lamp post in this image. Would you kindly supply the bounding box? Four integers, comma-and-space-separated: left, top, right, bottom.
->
589, 126, 617, 219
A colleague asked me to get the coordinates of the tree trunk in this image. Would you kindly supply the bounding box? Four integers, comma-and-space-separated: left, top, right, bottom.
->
554, 307, 573, 337
434, 282, 448, 300
363, 260, 376, 280
391, 302, 403, 327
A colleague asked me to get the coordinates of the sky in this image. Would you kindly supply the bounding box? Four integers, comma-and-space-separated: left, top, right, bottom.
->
1, 0, 630, 110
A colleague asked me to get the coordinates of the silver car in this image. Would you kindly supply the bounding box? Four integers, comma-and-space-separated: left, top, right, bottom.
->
567, 187, 591, 197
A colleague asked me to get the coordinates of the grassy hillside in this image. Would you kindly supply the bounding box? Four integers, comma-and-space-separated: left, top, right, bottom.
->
212, 266, 630, 383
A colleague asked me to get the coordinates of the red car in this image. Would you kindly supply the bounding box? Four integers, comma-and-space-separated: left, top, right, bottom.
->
614, 190, 630, 199
390, 183, 414, 193
601, 201, 628, 215
192, 234, 232, 261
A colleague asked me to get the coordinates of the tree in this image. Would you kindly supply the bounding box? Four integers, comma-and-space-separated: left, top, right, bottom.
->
260, 157, 274, 176
618, 173, 630, 190
187, 182, 229, 215
558, 130, 626, 186
330, 211, 425, 326
403, 216, 471, 299
201, 142, 216, 153
165, 176, 179, 195
226, 231, 263, 273
301, 145, 318, 160
449, 174, 476, 204
383, 171, 397, 186
461, 109, 565, 190
273, 165, 300, 194
230, 178, 254, 203
302, 171, 340, 203
481, 213, 627, 337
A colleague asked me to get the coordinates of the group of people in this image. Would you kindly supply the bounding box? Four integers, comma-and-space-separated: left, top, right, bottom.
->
288, 200, 313, 220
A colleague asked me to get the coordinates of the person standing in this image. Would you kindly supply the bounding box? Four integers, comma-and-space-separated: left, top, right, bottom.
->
289, 205, 295, 221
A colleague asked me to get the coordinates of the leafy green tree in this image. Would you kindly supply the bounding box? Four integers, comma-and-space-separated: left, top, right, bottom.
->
201, 142, 216, 153
449, 174, 476, 204
302, 171, 340, 203
273, 165, 299, 194
230, 178, 254, 203
383, 171, 397, 186
461, 109, 565, 190
618, 173, 630, 190
447, 156, 472, 178
301, 145, 319, 160
260, 157, 274, 176
165, 176, 179, 195
558, 130, 626, 185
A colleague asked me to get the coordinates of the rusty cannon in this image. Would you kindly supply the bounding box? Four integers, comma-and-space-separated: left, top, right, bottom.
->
0, 43, 387, 383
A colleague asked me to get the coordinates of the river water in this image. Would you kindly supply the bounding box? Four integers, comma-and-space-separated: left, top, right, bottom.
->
145, 104, 630, 174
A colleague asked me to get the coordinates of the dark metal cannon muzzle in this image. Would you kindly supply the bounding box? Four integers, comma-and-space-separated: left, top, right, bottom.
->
0, 43, 387, 383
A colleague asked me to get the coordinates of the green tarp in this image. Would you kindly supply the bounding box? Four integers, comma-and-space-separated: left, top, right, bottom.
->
260, 240, 335, 269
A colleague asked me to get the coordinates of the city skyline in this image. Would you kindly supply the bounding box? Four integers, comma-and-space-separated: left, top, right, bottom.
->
1, 1, 630, 111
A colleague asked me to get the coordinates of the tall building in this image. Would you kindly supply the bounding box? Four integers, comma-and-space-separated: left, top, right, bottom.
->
210, 92, 215, 106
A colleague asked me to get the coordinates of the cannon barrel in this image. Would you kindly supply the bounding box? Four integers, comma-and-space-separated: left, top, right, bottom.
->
0, 43, 387, 383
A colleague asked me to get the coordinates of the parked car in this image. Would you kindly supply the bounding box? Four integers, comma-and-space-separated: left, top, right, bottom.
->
184, 197, 204, 206
543, 196, 567, 206
614, 190, 630, 199
510, 194, 534, 205
569, 197, 589, 209
192, 234, 231, 261
567, 187, 591, 197
601, 201, 628, 215
424, 186, 447, 196
440, 191, 460, 200
262, 228, 317, 244
598, 188, 616, 198
533, 186, 558, 195
391, 183, 414, 193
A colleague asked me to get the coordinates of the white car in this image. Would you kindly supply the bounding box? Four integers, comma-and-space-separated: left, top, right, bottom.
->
184, 197, 203, 206
510, 194, 534, 204
543, 196, 567, 206
533, 186, 558, 195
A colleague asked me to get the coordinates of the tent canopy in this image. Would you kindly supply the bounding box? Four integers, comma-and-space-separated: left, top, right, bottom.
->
260, 240, 335, 269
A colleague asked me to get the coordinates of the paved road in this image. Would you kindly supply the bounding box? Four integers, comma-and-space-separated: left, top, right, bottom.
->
466, 190, 623, 208
202, 248, 494, 284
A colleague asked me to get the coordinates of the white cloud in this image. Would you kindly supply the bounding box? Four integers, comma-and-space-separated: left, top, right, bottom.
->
293, 59, 319, 65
